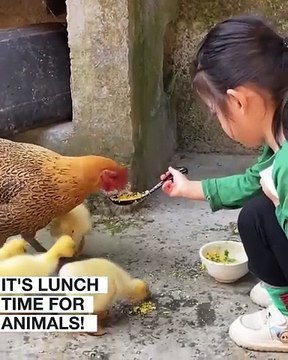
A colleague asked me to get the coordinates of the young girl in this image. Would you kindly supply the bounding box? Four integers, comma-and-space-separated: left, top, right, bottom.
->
161, 15, 288, 352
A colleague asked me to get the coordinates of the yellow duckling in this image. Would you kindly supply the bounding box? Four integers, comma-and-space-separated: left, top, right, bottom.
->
58, 258, 151, 336
0, 238, 28, 261
49, 203, 92, 256
0, 235, 76, 277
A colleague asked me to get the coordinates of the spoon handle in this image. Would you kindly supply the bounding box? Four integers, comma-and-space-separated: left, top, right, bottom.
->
149, 167, 188, 194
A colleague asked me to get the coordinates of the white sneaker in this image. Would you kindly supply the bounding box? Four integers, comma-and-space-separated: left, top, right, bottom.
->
250, 282, 272, 308
229, 305, 288, 352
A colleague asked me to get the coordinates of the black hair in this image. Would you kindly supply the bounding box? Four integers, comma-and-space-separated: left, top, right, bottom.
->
193, 15, 288, 143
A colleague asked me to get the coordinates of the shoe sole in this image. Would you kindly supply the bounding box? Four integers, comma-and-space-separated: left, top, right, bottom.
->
250, 297, 272, 308
229, 327, 288, 352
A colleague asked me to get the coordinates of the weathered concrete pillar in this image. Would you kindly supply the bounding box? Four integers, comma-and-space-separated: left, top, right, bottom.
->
66, 0, 134, 163
66, 0, 178, 189
128, 0, 178, 189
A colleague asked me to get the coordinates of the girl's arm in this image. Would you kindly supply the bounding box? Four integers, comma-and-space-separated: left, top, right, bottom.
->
176, 180, 205, 200
201, 169, 262, 211
162, 145, 273, 211
202, 145, 274, 211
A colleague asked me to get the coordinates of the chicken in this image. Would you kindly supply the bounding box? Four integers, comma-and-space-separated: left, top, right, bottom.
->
0, 138, 128, 252
0, 235, 75, 277
0, 238, 28, 260
58, 258, 151, 336
49, 203, 92, 255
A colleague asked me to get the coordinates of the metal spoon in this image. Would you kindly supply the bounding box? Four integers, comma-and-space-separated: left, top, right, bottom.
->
109, 166, 188, 206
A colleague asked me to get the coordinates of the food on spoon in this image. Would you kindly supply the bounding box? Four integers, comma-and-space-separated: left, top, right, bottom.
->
205, 249, 237, 264
111, 191, 149, 202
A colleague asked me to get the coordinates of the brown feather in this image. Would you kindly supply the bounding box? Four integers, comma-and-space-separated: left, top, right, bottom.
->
0, 138, 128, 244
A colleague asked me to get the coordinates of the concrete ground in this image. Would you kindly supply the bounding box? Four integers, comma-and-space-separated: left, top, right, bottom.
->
1, 153, 286, 360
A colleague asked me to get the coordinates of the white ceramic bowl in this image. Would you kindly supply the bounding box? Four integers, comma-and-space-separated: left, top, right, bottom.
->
199, 240, 249, 283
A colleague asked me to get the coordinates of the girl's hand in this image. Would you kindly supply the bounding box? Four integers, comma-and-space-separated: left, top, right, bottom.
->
260, 178, 279, 207
160, 166, 190, 197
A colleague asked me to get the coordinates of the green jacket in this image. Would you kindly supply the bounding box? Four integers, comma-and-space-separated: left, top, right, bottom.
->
201, 141, 288, 236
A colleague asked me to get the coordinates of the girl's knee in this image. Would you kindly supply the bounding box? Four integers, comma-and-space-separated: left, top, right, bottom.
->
237, 195, 272, 233
237, 202, 253, 234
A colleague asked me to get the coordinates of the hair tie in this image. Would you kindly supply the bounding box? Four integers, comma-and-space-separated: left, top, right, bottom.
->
283, 37, 288, 49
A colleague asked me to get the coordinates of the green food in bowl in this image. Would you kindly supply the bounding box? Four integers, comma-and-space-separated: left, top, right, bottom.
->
205, 249, 237, 264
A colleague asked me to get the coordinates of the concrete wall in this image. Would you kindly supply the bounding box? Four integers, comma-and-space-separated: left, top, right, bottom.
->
166, 0, 288, 154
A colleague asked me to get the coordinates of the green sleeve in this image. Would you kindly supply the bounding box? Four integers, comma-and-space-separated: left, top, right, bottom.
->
201, 146, 273, 212
274, 148, 288, 237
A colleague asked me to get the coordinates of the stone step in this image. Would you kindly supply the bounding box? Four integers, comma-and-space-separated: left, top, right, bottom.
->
9, 121, 74, 154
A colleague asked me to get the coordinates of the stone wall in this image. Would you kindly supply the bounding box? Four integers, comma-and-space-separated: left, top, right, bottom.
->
165, 0, 288, 154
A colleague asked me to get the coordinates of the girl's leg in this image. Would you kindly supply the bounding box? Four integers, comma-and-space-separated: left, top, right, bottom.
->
238, 194, 288, 286
229, 194, 288, 352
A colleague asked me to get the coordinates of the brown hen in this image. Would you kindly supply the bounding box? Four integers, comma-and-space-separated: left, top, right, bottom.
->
0, 138, 128, 252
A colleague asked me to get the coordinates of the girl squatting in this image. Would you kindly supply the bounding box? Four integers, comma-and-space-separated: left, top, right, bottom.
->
161, 15, 288, 352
